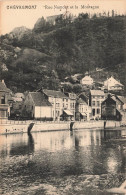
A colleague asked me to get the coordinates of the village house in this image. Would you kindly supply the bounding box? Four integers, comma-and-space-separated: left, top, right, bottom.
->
101, 94, 123, 121
42, 89, 73, 121
89, 90, 106, 119
110, 95, 124, 111
117, 96, 126, 111
80, 75, 94, 86
22, 92, 52, 120
75, 97, 91, 121
104, 76, 124, 92
78, 92, 89, 104
64, 92, 77, 119
0, 80, 11, 118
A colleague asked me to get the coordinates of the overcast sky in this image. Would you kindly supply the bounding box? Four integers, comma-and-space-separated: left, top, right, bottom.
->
1, 0, 126, 35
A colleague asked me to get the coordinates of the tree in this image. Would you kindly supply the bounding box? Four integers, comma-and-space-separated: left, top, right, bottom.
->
62, 83, 73, 93
73, 84, 83, 94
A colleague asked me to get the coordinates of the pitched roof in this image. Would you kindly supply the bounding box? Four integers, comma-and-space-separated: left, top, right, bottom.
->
117, 96, 126, 104
43, 89, 68, 98
104, 76, 124, 86
0, 80, 10, 92
111, 96, 117, 102
77, 98, 87, 105
82, 75, 93, 81
30, 92, 52, 107
65, 92, 77, 99
102, 96, 116, 105
90, 90, 105, 96
79, 92, 89, 99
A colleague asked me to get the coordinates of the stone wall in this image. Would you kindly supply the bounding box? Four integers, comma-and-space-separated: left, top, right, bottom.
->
0, 120, 122, 134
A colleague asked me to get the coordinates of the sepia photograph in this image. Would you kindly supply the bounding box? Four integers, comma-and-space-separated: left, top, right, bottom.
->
0, 0, 126, 194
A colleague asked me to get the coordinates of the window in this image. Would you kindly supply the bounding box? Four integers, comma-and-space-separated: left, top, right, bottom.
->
1, 96, 5, 104
92, 109, 95, 116
97, 109, 100, 114
97, 101, 100, 107
92, 101, 95, 106
56, 103, 59, 107
66, 99, 68, 102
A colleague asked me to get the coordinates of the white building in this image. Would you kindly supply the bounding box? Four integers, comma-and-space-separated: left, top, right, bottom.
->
42, 89, 73, 121
76, 98, 91, 121
104, 76, 124, 91
22, 92, 52, 120
80, 75, 94, 86
89, 90, 106, 119
65, 92, 77, 119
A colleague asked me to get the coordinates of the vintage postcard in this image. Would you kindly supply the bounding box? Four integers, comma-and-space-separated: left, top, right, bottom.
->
0, 0, 126, 194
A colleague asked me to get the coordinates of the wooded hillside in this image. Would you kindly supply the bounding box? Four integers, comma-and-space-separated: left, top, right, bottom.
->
0, 13, 126, 93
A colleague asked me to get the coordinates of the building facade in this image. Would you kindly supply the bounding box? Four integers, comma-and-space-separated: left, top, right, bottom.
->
101, 94, 122, 121
42, 89, 73, 121
65, 92, 76, 119
22, 92, 52, 120
0, 80, 11, 118
75, 98, 91, 121
80, 75, 94, 86
89, 90, 105, 119
104, 76, 124, 92
110, 95, 124, 111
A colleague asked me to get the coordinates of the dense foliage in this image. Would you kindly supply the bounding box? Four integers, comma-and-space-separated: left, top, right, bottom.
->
0, 13, 126, 93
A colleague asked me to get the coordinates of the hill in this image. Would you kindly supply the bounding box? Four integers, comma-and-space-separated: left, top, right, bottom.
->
0, 13, 126, 93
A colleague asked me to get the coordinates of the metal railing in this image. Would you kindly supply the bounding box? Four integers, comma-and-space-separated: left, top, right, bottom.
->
0, 119, 104, 125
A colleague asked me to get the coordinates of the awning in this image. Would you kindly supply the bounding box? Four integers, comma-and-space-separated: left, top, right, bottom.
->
80, 112, 87, 116
63, 110, 73, 116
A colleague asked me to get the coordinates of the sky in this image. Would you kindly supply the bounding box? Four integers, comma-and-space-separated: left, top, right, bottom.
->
0, 0, 126, 35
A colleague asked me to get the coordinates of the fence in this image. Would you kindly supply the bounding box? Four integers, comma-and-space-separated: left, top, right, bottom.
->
0, 119, 72, 125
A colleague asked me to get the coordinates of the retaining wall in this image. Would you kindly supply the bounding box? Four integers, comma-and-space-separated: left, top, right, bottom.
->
0, 120, 123, 134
